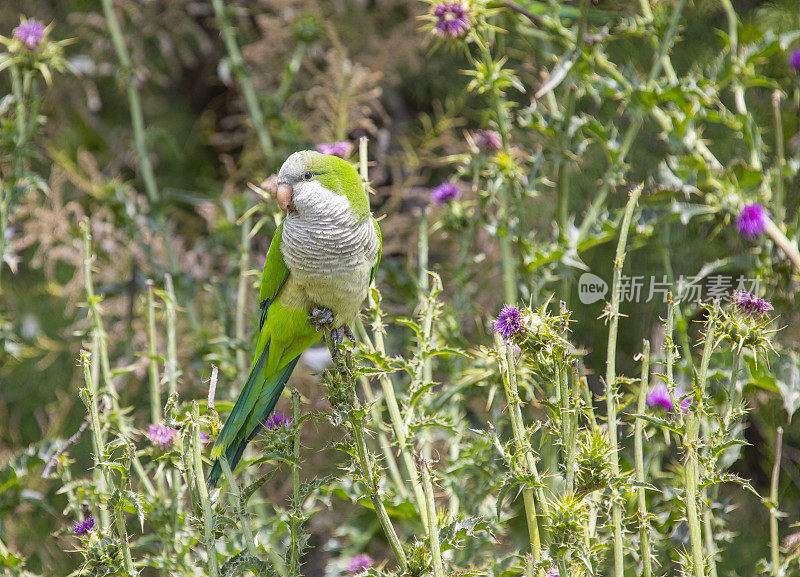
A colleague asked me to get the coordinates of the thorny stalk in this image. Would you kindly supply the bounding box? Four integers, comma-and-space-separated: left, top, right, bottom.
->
604, 184, 642, 577
420, 457, 445, 577
81, 220, 115, 402
770, 427, 783, 577
498, 339, 542, 564
357, 139, 429, 530
191, 401, 219, 577
289, 390, 302, 576
634, 340, 652, 577
235, 216, 252, 376
146, 280, 161, 424
322, 331, 408, 571
698, 304, 719, 577
683, 412, 705, 577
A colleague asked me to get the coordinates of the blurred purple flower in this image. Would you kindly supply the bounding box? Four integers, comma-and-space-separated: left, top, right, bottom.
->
13, 19, 45, 49
731, 290, 773, 317
199, 431, 213, 445
73, 516, 95, 536
735, 203, 768, 238
431, 182, 459, 204
316, 141, 353, 158
646, 383, 672, 411
432, 2, 471, 38
147, 423, 178, 449
347, 554, 374, 574
789, 49, 800, 71
265, 411, 293, 431
474, 130, 502, 152
546, 570, 559, 577
495, 305, 524, 340
646, 384, 691, 413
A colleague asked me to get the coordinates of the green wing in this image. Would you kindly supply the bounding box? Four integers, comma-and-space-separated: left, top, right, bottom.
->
258, 221, 290, 329
370, 216, 382, 286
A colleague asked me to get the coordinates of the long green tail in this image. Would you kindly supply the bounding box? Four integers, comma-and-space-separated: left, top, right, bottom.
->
207, 354, 300, 489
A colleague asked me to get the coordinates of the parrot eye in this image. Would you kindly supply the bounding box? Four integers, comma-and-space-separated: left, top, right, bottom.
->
301, 171, 314, 181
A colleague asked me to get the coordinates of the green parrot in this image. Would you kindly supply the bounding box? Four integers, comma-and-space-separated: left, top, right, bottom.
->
208, 150, 382, 488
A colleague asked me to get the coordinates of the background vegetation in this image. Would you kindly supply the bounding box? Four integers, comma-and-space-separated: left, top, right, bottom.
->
1, 0, 800, 575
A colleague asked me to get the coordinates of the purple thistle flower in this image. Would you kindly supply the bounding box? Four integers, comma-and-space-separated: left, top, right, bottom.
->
474, 130, 503, 152
494, 305, 524, 340
265, 411, 293, 431
431, 182, 459, 204
347, 553, 374, 574
646, 384, 691, 413
147, 423, 178, 449
432, 2, 471, 38
789, 49, 800, 71
316, 141, 353, 158
731, 290, 773, 318
73, 516, 95, 537
646, 383, 673, 411
735, 203, 768, 238
13, 19, 45, 50
199, 431, 213, 445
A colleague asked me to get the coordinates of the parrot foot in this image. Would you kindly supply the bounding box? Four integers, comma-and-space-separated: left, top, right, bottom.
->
331, 324, 356, 346
310, 306, 335, 330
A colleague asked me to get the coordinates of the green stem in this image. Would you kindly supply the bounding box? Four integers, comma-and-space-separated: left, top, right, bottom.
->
323, 330, 408, 571
698, 305, 719, 577
558, 363, 572, 490
566, 362, 580, 493
420, 458, 445, 577
164, 274, 180, 397
772, 92, 786, 224
289, 390, 302, 576
684, 413, 705, 577
770, 427, 783, 577
665, 294, 679, 415
498, 339, 542, 562
211, 0, 274, 158
99, 0, 160, 203
192, 401, 219, 577
350, 404, 408, 570
81, 221, 116, 402
146, 280, 161, 424
362, 294, 429, 530
358, 371, 408, 498
604, 184, 642, 577
635, 340, 653, 577
235, 216, 252, 377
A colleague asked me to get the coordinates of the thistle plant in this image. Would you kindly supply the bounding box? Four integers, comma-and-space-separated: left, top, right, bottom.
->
4, 2, 800, 576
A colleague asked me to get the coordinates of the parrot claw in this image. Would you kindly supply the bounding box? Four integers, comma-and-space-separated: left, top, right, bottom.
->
330, 325, 355, 346
310, 306, 334, 330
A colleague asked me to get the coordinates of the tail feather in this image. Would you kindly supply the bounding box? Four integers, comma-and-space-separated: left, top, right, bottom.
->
207, 356, 300, 490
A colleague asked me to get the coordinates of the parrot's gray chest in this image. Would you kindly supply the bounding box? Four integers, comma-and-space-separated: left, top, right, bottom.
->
280, 201, 379, 325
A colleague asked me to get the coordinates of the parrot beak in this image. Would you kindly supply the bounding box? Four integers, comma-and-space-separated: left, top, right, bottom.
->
276, 183, 295, 212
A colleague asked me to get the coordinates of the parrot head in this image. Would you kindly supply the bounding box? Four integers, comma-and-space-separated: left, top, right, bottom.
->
276, 150, 369, 221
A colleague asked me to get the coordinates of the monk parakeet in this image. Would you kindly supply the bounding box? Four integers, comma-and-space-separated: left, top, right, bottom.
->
208, 150, 382, 488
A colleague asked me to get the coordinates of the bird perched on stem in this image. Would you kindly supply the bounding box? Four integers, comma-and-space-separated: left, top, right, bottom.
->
208, 150, 381, 488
